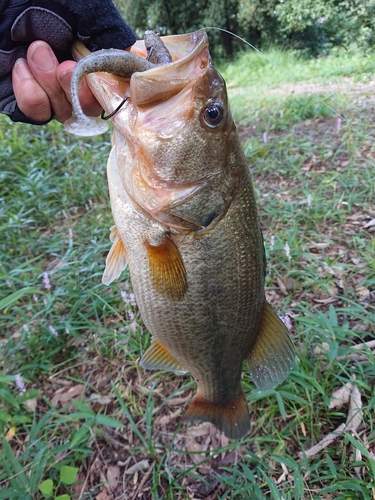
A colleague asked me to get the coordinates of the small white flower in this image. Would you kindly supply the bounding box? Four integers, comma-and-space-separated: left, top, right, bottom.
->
15, 373, 26, 394
284, 243, 291, 261
270, 235, 275, 251
43, 273, 51, 289
49, 325, 58, 337
129, 293, 137, 307
279, 315, 293, 330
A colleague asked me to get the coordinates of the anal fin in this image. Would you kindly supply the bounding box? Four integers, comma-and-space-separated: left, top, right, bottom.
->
140, 339, 187, 375
246, 301, 296, 390
145, 234, 187, 301
184, 391, 250, 440
102, 225, 128, 285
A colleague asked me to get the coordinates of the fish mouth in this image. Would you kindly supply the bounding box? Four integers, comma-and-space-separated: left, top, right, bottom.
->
129, 30, 210, 107
71, 30, 210, 114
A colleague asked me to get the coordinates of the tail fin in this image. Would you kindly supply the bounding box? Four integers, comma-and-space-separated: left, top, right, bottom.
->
183, 391, 250, 440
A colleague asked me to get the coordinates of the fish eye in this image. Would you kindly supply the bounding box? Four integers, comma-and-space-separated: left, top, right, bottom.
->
202, 101, 225, 128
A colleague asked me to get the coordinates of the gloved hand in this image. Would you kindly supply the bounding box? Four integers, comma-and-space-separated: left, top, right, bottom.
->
0, 0, 136, 124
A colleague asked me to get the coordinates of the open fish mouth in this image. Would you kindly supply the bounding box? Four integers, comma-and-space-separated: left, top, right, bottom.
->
64, 30, 210, 136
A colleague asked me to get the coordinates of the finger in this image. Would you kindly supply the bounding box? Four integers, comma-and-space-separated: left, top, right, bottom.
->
57, 61, 103, 117
27, 41, 72, 123
12, 58, 53, 122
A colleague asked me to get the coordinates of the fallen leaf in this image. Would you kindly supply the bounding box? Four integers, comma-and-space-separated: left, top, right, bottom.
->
24, 398, 38, 412
52, 384, 85, 407
95, 489, 111, 500
106, 465, 120, 487
89, 394, 113, 405
155, 407, 182, 427
60, 384, 85, 402
5, 427, 16, 442
300, 382, 363, 459
329, 382, 353, 409
345, 385, 362, 432
124, 460, 150, 475
363, 218, 375, 228
187, 422, 210, 438
166, 393, 192, 406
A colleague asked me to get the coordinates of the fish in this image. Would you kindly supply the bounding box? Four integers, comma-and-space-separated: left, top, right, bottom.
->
65, 30, 296, 439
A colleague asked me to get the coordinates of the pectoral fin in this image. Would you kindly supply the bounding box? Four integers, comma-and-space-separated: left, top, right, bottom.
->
145, 235, 187, 301
246, 302, 296, 390
140, 338, 187, 375
102, 226, 128, 286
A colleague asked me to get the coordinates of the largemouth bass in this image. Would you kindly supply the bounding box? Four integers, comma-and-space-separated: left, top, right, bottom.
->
65, 30, 296, 439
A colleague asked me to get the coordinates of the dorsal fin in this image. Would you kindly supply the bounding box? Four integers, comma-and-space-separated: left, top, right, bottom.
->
102, 226, 128, 285
246, 301, 296, 390
145, 234, 187, 301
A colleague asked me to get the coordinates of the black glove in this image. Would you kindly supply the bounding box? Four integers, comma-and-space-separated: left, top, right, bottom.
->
0, 0, 136, 124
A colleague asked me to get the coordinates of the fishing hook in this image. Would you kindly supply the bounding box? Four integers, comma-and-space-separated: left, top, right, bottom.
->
101, 96, 129, 120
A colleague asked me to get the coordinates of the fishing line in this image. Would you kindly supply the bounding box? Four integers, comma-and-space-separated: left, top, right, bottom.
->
203, 26, 373, 144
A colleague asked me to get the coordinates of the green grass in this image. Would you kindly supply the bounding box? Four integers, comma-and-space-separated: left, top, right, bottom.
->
1, 45, 375, 499
219, 45, 375, 126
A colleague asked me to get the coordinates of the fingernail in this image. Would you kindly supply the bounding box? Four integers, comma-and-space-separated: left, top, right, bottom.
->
14, 58, 32, 79
59, 69, 72, 91
30, 43, 55, 72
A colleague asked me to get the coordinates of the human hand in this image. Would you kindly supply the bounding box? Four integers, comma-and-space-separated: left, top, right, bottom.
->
12, 41, 103, 124
0, 0, 136, 125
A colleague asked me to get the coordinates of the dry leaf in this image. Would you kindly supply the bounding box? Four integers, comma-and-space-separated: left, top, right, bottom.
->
363, 218, 375, 228
166, 393, 192, 406
155, 407, 182, 427
5, 427, 16, 442
52, 384, 85, 407
125, 459, 150, 475
106, 465, 120, 487
300, 383, 363, 459
329, 382, 353, 409
59, 384, 85, 402
24, 398, 38, 412
187, 422, 210, 438
299, 423, 346, 458
345, 385, 362, 432
186, 434, 211, 464
90, 394, 113, 405
95, 489, 111, 500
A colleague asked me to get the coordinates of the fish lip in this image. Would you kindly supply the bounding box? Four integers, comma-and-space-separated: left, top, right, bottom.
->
144, 30, 208, 73
129, 30, 210, 107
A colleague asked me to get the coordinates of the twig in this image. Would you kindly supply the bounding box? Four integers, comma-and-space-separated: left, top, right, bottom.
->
132, 461, 155, 500
299, 382, 362, 459
316, 339, 375, 370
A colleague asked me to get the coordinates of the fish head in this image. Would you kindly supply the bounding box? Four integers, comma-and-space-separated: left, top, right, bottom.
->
125, 30, 234, 189
83, 30, 239, 233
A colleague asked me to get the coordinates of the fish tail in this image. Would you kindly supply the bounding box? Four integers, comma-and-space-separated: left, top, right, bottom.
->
183, 391, 250, 440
